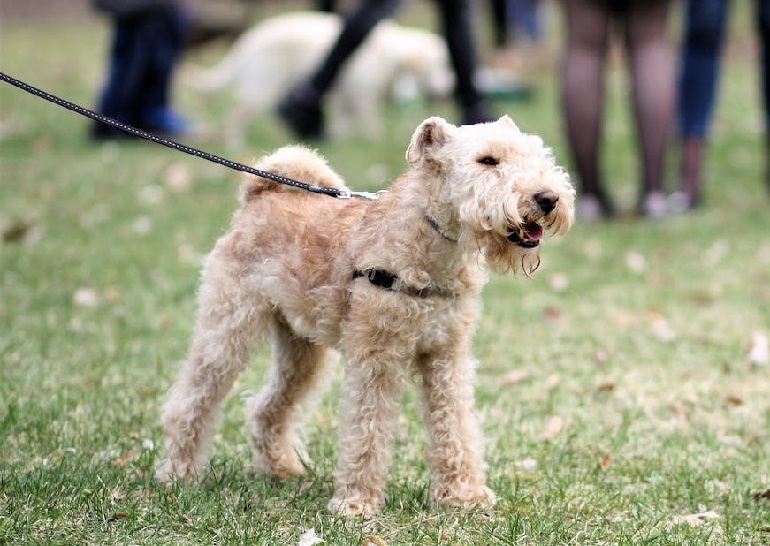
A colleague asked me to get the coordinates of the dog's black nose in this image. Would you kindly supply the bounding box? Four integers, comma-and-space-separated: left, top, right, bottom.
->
535, 191, 559, 213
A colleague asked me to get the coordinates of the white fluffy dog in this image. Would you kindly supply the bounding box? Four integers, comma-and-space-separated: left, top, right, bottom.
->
186, 11, 452, 145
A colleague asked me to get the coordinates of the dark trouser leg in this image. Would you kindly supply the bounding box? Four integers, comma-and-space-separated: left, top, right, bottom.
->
277, 0, 401, 139
435, 0, 494, 124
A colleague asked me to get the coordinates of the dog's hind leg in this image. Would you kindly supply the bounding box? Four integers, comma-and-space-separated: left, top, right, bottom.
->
416, 350, 497, 510
157, 256, 266, 481
245, 316, 335, 479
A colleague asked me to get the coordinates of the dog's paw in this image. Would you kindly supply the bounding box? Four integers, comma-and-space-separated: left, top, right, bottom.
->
252, 446, 308, 479
431, 484, 497, 510
155, 458, 197, 483
327, 490, 384, 516
255, 457, 308, 480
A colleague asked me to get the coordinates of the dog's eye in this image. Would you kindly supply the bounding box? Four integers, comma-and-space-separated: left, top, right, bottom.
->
478, 156, 499, 166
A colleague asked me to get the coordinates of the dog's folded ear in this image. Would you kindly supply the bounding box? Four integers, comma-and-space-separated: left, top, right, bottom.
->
406, 116, 455, 164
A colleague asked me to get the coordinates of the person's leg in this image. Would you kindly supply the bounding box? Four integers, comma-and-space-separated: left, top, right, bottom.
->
92, 16, 146, 138
435, 0, 494, 124
623, 0, 675, 216
560, 0, 613, 219
277, 0, 401, 139
756, 0, 770, 193
489, 0, 509, 48
139, 7, 190, 134
317, 0, 337, 12
675, 0, 729, 208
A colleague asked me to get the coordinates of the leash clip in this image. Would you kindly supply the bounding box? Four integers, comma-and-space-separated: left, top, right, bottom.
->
348, 190, 388, 200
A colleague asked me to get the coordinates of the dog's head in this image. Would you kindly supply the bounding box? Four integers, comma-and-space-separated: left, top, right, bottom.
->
406, 116, 575, 275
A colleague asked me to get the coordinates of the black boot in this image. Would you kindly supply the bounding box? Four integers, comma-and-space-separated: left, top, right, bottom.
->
461, 101, 495, 125
275, 83, 325, 140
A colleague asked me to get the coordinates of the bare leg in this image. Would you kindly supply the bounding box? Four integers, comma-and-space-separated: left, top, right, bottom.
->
624, 0, 675, 215
416, 352, 494, 509
560, 0, 614, 219
246, 316, 335, 478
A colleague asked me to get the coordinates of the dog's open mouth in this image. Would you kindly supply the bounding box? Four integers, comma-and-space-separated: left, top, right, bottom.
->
507, 222, 543, 248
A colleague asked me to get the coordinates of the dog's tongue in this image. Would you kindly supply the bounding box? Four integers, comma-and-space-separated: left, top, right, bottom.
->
524, 222, 543, 241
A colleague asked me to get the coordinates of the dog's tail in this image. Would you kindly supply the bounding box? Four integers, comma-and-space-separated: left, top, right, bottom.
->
240, 145, 349, 203
183, 28, 256, 92
184, 56, 239, 92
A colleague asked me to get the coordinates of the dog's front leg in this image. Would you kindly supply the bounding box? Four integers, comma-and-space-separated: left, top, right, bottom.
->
328, 352, 406, 516
416, 352, 496, 510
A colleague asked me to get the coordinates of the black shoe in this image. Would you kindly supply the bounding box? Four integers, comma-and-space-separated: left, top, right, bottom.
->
276, 84, 325, 140
89, 121, 133, 141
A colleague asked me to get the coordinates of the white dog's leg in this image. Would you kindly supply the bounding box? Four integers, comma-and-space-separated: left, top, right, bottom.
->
328, 351, 406, 515
246, 316, 335, 479
416, 351, 496, 509
157, 254, 266, 481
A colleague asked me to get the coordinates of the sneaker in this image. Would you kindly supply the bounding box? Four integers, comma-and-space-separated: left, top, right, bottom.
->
142, 108, 193, 137
667, 191, 697, 214
641, 191, 668, 218
576, 194, 603, 222
576, 192, 615, 222
275, 83, 325, 140
89, 120, 136, 141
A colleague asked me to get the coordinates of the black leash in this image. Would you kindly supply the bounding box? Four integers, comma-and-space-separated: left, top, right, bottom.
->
0, 71, 381, 200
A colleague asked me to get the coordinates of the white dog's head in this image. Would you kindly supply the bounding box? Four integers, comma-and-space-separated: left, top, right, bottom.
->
406, 116, 575, 275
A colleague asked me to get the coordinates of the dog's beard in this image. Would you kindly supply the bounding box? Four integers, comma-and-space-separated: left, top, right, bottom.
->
472, 231, 542, 276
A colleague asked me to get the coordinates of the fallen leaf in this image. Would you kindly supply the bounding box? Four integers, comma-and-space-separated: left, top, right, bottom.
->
499, 370, 530, 385
596, 453, 611, 470
165, 162, 192, 192
108, 512, 128, 522
650, 318, 677, 341
541, 416, 563, 441
544, 374, 561, 389
625, 251, 646, 273
2, 221, 32, 243
670, 402, 688, 424
595, 381, 615, 394
543, 306, 562, 322
361, 537, 388, 546
516, 458, 537, 471
748, 332, 769, 366
113, 451, 137, 466
724, 395, 744, 406
132, 216, 152, 235
670, 510, 721, 526
752, 489, 770, 502
593, 349, 609, 366
73, 288, 100, 308
139, 184, 164, 205
550, 273, 569, 292
298, 528, 324, 546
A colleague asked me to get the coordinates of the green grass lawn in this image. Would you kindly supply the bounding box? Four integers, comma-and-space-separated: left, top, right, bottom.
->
2, 12, 770, 545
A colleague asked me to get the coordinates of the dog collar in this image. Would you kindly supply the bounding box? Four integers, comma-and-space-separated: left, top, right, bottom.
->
425, 215, 458, 243
352, 269, 453, 298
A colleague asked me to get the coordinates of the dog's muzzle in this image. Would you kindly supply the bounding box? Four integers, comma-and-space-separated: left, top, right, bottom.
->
507, 223, 543, 248
506, 191, 560, 248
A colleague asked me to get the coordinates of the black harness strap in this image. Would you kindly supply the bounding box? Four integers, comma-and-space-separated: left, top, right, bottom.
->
353, 269, 397, 290
353, 269, 456, 299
